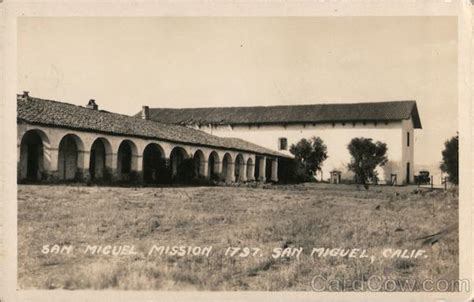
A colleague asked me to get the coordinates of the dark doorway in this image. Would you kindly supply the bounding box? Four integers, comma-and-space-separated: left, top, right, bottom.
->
193, 150, 205, 178
20, 130, 45, 181
235, 154, 244, 181
255, 156, 262, 180
143, 143, 166, 184
58, 134, 81, 180
406, 162, 410, 184
89, 138, 109, 181
27, 140, 41, 179
221, 153, 232, 182
118, 141, 133, 176
208, 151, 219, 180
246, 158, 254, 180
170, 147, 191, 183
90, 148, 97, 179
265, 158, 272, 181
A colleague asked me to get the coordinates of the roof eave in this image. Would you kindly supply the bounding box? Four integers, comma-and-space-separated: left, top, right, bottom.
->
17, 119, 287, 159
411, 102, 422, 129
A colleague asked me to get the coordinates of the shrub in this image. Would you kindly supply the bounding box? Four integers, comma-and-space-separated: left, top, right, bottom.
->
347, 137, 388, 186
440, 134, 458, 185
278, 159, 314, 183
288, 137, 328, 182
210, 172, 222, 182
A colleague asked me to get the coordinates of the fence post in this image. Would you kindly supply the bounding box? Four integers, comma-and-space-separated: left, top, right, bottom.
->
444, 177, 447, 191
430, 176, 433, 189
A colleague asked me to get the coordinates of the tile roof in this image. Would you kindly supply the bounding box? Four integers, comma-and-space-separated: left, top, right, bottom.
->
141, 101, 422, 129
17, 95, 289, 158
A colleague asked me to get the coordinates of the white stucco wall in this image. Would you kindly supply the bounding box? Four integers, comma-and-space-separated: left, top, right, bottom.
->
197, 119, 415, 185
401, 118, 415, 184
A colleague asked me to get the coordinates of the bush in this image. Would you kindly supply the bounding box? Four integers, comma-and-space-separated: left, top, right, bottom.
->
210, 172, 222, 182
347, 137, 388, 186
440, 135, 458, 185
278, 159, 315, 183
288, 137, 328, 182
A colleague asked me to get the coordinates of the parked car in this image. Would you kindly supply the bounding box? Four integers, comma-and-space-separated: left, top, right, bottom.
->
414, 170, 431, 185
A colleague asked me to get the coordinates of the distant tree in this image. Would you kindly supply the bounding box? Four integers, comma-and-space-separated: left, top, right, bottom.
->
347, 138, 388, 188
440, 134, 458, 185
289, 137, 328, 182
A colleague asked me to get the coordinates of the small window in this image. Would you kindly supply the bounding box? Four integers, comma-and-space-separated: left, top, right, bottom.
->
279, 138, 288, 150
407, 132, 410, 147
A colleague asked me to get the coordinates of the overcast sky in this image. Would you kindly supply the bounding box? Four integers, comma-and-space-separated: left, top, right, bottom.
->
17, 17, 457, 168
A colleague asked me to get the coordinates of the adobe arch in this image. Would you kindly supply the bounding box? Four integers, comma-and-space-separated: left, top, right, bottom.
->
221, 153, 235, 182
117, 140, 139, 181
234, 154, 246, 182
89, 137, 113, 181
58, 134, 85, 181
18, 129, 51, 181
170, 146, 191, 183
142, 143, 167, 184
193, 149, 206, 178
208, 151, 221, 180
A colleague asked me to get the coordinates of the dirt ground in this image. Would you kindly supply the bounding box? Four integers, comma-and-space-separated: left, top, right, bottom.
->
17, 183, 458, 291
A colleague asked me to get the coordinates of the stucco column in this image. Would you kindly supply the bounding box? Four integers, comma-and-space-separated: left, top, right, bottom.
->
247, 162, 255, 181
135, 155, 143, 182
17, 144, 21, 164
271, 158, 278, 182
46, 148, 59, 180
201, 160, 209, 178
18, 143, 26, 180
214, 160, 222, 175
258, 156, 266, 182
226, 161, 235, 182
76, 150, 91, 181
171, 157, 177, 177
107, 152, 118, 181
239, 163, 247, 182
163, 157, 172, 180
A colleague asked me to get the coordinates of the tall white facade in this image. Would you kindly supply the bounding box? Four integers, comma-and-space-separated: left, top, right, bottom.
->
143, 101, 422, 185
193, 119, 416, 185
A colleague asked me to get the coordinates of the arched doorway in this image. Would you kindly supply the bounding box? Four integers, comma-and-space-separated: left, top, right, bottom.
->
58, 134, 84, 180
193, 150, 206, 178
170, 147, 191, 182
117, 140, 138, 180
19, 129, 49, 181
222, 153, 234, 182
246, 158, 254, 181
143, 143, 166, 184
89, 138, 112, 181
235, 154, 245, 181
208, 151, 220, 180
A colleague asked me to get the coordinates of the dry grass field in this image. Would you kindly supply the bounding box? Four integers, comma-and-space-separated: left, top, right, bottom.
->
17, 183, 458, 291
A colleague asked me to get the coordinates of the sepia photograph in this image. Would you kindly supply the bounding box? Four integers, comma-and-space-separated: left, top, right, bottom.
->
1, 2, 471, 300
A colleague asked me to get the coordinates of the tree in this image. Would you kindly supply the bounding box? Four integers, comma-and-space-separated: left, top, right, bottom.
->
289, 137, 328, 181
440, 134, 458, 185
347, 138, 388, 187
